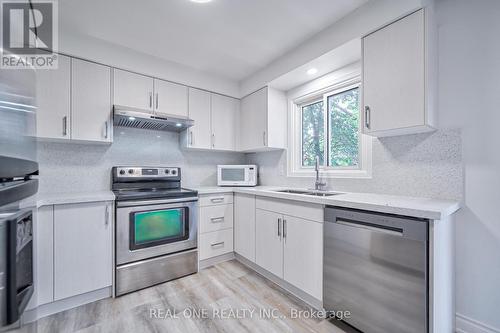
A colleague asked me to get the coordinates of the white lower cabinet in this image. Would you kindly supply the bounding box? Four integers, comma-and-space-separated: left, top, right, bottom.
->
234, 193, 256, 262
254, 198, 323, 300
36, 206, 55, 306
198, 194, 234, 261
255, 209, 283, 278
199, 229, 234, 261
282, 215, 323, 300
54, 202, 113, 300
35, 201, 113, 305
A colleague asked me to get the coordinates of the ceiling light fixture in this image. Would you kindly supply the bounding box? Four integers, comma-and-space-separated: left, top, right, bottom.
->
307, 68, 318, 75
190, 0, 212, 3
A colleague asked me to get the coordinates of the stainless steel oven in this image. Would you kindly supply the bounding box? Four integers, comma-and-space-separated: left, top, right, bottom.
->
116, 198, 197, 265
112, 166, 198, 296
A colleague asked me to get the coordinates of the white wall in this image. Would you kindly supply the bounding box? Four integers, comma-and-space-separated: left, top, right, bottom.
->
436, 0, 500, 330
59, 31, 240, 98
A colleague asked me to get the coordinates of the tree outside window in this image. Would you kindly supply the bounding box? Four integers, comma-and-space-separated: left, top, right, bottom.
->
301, 87, 360, 169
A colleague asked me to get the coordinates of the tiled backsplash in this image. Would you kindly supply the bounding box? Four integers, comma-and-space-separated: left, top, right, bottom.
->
246, 129, 463, 200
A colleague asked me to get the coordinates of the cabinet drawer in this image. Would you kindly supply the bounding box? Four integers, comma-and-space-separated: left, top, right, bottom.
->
199, 229, 233, 260
200, 204, 233, 234
256, 197, 323, 222
199, 193, 233, 206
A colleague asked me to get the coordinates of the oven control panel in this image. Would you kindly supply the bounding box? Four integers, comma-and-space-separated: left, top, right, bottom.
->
115, 167, 180, 178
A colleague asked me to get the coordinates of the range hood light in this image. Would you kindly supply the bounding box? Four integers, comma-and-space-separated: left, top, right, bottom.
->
128, 116, 136, 121
175, 123, 182, 127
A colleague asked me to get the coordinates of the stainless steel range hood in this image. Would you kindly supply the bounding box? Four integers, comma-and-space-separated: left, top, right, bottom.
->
113, 105, 194, 132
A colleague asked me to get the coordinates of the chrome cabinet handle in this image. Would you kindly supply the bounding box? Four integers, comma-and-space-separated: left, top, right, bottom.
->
212, 133, 215, 148
211, 241, 225, 248
364, 106, 371, 129
149, 92, 153, 108
104, 121, 108, 139
210, 197, 224, 203
155, 93, 159, 109
210, 217, 225, 223
62, 116, 67, 136
189, 131, 194, 146
278, 217, 282, 238
105, 205, 109, 226
283, 219, 287, 241
263, 131, 266, 146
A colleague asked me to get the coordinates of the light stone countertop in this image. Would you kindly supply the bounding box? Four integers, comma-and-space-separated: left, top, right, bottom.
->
21, 186, 461, 220
20, 191, 115, 208
193, 186, 461, 220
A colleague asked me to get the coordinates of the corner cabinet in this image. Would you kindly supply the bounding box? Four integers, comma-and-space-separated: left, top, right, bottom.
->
239, 87, 287, 152
181, 88, 239, 151
234, 193, 256, 262
362, 8, 437, 137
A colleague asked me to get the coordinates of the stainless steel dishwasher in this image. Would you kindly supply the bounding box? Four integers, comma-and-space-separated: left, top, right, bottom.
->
324, 207, 428, 333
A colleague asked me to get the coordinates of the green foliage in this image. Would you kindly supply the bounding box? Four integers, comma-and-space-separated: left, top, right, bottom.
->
328, 88, 359, 167
301, 88, 359, 168
301, 101, 324, 166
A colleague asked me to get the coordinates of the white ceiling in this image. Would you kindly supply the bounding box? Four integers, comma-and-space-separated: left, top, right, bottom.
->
59, 0, 369, 81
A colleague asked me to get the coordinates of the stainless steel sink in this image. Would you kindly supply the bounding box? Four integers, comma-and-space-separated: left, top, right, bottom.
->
304, 192, 340, 197
275, 189, 310, 194
274, 189, 343, 197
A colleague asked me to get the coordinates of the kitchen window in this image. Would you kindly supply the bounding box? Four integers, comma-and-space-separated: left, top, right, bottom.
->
289, 77, 372, 178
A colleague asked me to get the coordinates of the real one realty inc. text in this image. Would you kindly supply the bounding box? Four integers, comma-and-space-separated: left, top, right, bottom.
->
149, 307, 351, 320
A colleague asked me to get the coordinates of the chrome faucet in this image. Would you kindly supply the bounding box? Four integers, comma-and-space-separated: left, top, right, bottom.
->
314, 156, 327, 191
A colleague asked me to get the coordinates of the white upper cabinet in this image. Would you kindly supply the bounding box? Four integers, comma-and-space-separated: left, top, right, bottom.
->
71, 59, 112, 143
239, 86, 287, 152
182, 90, 239, 152
36, 54, 71, 140
154, 79, 188, 117
184, 88, 211, 149
113, 69, 154, 112
362, 8, 436, 137
211, 94, 239, 151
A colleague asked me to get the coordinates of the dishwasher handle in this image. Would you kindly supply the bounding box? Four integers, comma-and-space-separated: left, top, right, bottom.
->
325, 206, 428, 242
336, 219, 403, 236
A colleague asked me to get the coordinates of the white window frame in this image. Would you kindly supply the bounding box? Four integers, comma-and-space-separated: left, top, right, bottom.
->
287, 74, 372, 179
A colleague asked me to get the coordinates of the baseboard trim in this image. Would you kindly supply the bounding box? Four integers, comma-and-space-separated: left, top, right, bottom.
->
199, 252, 235, 269
22, 287, 112, 324
456, 313, 500, 333
234, 253, 322, 310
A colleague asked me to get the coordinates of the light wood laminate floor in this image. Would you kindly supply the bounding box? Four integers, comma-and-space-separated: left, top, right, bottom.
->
14, 260, 354, 333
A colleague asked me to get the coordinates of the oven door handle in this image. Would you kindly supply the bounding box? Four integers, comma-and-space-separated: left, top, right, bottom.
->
115, 197, 198, 208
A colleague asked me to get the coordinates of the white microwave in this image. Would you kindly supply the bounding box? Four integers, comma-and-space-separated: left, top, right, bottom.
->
217, 165, 258, 187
